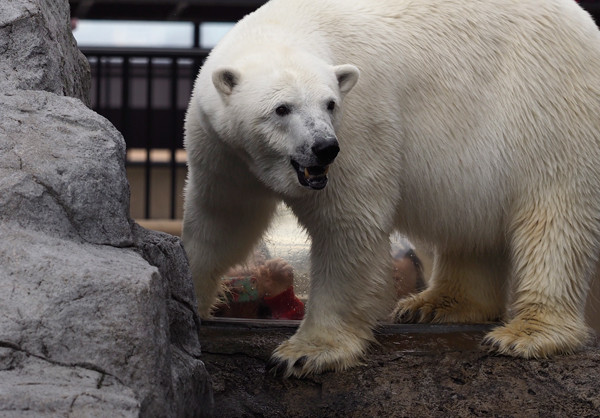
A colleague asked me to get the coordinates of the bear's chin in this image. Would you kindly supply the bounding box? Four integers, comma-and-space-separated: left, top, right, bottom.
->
290, 159, 330, 190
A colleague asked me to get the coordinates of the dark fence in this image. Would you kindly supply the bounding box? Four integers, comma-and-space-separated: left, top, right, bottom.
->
81, 46, 210, 219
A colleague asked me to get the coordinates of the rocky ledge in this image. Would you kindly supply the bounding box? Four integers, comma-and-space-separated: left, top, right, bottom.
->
201, 320, 600, 417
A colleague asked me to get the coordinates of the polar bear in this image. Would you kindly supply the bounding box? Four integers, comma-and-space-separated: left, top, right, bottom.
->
183, 0, 600, 377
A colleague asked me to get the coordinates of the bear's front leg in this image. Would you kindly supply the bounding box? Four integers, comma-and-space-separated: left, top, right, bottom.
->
267, 226, 395, 377
182, 171, 278, 318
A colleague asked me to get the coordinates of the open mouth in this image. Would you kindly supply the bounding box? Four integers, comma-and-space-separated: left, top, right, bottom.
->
290, 159, 330, 190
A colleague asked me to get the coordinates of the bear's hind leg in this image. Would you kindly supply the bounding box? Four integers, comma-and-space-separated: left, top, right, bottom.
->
392, 251, 507, 324
483, 200, 598, 358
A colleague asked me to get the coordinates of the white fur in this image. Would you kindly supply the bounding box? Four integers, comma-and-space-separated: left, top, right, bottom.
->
183, 0, 600, 376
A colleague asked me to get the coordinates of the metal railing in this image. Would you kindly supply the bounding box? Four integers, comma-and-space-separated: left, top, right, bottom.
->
82, 46, 209, 219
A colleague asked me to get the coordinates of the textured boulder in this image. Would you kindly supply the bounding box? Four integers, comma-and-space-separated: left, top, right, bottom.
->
0, 0, 90, 104
0, 89, 212, 417
0, 347, 139, 417
132, 225, 214, 418
0, 0, 212, 416
0, 91, 132, 246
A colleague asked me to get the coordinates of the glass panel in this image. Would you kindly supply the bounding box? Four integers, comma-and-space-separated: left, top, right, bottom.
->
214, 205, 309, 320
214, 205, 427, 320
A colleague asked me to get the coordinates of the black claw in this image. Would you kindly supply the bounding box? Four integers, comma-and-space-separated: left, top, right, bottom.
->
276, 361, 290, 377
398, 310, 414, 323
293, 356, 308, 369
265, 357, 290, 377
481, 336, 502, 353
265, 357, 280, 374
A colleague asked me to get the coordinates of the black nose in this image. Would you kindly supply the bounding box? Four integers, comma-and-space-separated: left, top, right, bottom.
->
311, 137, 339, 165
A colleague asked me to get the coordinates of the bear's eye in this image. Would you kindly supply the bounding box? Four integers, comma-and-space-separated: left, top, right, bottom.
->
275, 105, 291, 116
327, 100, 336, 111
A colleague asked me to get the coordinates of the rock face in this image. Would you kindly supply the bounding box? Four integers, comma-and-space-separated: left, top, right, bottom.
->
0, 91, 132, 246
0, 1, 212, 416
0, 0, 90, 105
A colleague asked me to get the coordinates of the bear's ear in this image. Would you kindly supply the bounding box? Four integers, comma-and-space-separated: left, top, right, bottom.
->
212, 67, 241, 96
333, 64, 359, 95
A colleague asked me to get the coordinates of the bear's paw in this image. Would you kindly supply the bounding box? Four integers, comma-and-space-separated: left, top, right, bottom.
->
482, 314, 592, 359
392, 291, 501, 324
266, 332, 368, 378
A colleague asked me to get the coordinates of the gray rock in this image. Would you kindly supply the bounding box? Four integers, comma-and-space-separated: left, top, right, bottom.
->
0, 0, 91, 105
0, 98, 213, 413
0, 90, 132, 247
0, 224, 166, 416
132, 225, 214, 418
0, 0, 213, 416
0, 347, 140, 418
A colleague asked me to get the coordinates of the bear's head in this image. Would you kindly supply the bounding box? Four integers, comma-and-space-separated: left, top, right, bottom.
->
207, 51, 359, 196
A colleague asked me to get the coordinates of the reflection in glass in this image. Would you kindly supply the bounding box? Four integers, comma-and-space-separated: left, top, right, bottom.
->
215, 205, 426, 320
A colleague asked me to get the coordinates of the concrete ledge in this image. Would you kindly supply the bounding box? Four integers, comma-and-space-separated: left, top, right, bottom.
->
200, 320, 600, 417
